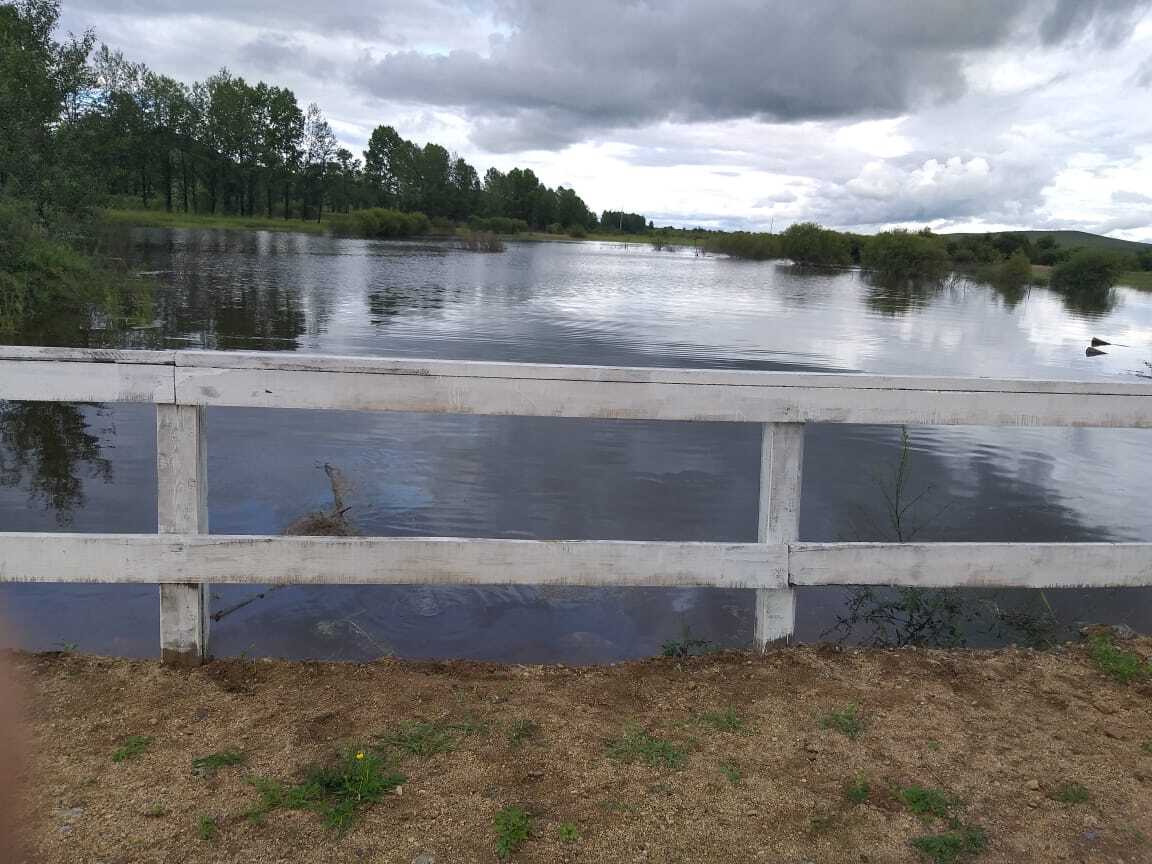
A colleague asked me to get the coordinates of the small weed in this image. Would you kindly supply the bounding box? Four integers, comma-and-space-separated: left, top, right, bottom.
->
818, 705, 866, 740
557, 822, 580, 844
719, 761, 742, 785
377, 719, 481, 757
494, 805, 532, 858
844, 775, 870, 805
250, 748, 405, 831
605, 727, 688, 770
112, 735, 154, 763
192, 750, 246, 775
926, 740, 942, 751
911, 824, 987, 863
696, 707, 746, 733
143, 803, 167, 818
1141, 740, 1152, 755
506, 719, 540, 749
1049, 782, 1090, 804
197, 815, 218, 842
1087, 634, 1149, 684
899, 785, 957, 819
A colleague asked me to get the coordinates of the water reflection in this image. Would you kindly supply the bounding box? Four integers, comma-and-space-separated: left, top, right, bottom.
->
0, 403, 111, 522
2, 229, 1151, 660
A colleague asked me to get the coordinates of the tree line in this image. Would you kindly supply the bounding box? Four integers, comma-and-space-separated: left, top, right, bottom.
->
0, 0, 611, 234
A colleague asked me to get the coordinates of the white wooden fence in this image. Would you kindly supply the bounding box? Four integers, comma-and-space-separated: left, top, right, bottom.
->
3, 345, 1152, 665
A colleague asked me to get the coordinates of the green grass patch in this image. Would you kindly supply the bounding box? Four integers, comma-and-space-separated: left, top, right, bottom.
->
844, 775, 871, 805
494, 805, 532, 858
695, 707, 746, 733
1118, 270, 1152, 290
719, 761, 742, 785
605, 727, 688, 770
197, 815, 219, 842
249, 749, 405, 831
192, 750, 245, 775
144, 802, 167, 818
1049, 782, 1090, 804
556, 822, 580, 843
1087, 634, 1149, 684
112, 735, 154, 763
506, 719, 540, 748
911, 824, 987, 863
818, 705, 867, 740
377, 718, 483, 757
1141, 740, 1152, 754
105, 208, 329, 234
899, 785, 958, 819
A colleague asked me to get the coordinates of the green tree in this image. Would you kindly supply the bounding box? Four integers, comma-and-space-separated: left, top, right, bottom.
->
780, 222, 851, 267
860, 229, 949, 278
0, 0, 98, 221
1050, 249, 1123, 296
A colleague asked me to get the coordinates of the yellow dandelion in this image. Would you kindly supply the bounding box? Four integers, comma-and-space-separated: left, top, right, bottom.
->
355, 751, 366, 761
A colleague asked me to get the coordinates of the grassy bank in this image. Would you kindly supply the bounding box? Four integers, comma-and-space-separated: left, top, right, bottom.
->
1118, 270, 1152, 290
104, 209, 331, 234
13, 639, 1152, 863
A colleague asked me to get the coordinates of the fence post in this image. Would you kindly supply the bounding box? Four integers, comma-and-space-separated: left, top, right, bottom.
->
156, 404, 209, 666
755, 422, 805, 650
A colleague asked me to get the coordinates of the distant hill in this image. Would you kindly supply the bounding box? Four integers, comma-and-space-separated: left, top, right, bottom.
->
945, 229, 1152, 253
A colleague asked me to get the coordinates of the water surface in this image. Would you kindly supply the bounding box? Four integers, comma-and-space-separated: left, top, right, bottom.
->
2, 230, 1150, 660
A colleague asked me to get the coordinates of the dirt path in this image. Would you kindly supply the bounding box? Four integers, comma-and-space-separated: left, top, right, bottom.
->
10, 641, 1152, 863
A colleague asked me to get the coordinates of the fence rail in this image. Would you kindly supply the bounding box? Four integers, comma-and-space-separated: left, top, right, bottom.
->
3, 346, 1152, 665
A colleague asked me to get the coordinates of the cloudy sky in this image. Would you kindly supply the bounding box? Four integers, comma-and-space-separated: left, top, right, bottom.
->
59, 0, 1152, 238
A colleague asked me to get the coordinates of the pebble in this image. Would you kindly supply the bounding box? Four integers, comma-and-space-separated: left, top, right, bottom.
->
1026, 779, 1040, 791
412, 854, 435, 864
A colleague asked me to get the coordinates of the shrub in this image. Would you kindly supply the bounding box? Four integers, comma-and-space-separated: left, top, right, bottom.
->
0, 199, 150, 336
469, 216, 529, 234
861, 230, 950, 279
996, 251, 1034, 288
329, 208, 431, 239
566, 224, 587, 238
1050, 249, 1123, 295
705, 231, 782, 260
780, 222, 852, 267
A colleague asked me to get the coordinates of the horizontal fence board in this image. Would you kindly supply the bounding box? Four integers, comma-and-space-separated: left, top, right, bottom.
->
175, 364, 1152, 427
0, 534, 786, 589
0, 358, 174, 403
790, 543, 1152, 588
5, 535, 1152, 591
2, 348, 1152, 428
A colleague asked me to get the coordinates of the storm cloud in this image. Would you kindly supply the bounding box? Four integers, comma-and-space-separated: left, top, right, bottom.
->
354, 0, 1149, 150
